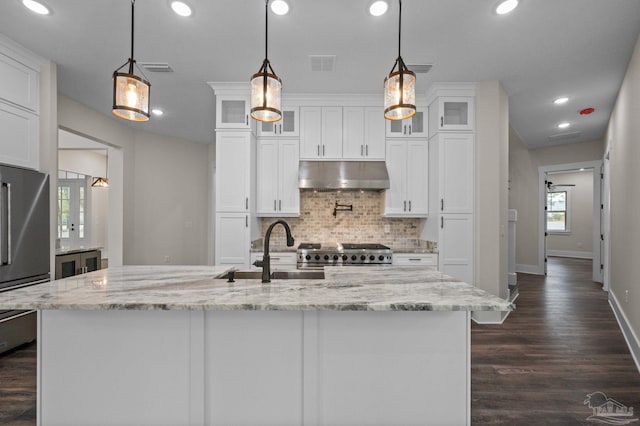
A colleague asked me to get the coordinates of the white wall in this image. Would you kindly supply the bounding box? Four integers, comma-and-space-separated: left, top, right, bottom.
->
509, 133, 603, 271
57, 95, 211, 266
604, 33, 640, 363
546, 170, 594, 258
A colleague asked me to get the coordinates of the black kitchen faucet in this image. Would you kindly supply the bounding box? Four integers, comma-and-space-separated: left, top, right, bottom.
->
253, 219, 295, 283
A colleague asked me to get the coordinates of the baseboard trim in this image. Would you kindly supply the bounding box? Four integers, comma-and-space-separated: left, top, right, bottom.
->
471, 310, 512, 325
547, 250, 593, 259
516, 264, 543, 275
609, 291, 640, 374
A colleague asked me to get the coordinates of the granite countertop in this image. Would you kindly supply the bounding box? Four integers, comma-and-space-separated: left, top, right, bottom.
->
393, 248, 439, 254
56, 246, 103, 256
0, 265, 513, 312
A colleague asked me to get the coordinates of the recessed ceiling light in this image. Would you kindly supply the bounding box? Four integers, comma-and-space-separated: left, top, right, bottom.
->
22, 0, 49, 15
270, 0, 289, 15
495, 0, 519, 15
553, 97, 569, 105
369, 0, 389, 16
151, 108, 164, 116
557, 122, 571, 129
171, 1, 192, 17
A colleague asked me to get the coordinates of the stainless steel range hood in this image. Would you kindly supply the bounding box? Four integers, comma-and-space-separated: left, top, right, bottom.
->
298, 160, 390, 191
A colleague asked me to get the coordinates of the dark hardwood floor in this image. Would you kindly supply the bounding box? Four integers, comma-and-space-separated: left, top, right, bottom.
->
1, 257, 639, 425
472, 257, 640, 424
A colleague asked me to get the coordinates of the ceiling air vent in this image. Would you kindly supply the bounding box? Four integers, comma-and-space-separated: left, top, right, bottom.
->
548, 131, 581, 141
309, 55, 336, 72
406, 64, 432, 74
139, 62, 174, 73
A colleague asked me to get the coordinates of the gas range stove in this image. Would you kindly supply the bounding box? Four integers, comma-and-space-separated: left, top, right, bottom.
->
297, 243, 393, 269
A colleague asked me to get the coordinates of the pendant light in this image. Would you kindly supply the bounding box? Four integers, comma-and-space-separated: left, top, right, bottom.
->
250, 0, 282, 123
383, 0, 416, 121
91, 150, 109, 188
112, 0, 151, 122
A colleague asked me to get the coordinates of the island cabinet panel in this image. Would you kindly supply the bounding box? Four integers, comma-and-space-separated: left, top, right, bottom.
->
204, 311, 304, 425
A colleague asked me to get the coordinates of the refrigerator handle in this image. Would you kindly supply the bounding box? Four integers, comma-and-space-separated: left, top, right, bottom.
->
0, 182, 7, 266
6, 182, 11, 265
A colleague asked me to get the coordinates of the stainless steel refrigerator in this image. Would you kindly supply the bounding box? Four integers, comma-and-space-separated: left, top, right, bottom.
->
0, 164, 49, 355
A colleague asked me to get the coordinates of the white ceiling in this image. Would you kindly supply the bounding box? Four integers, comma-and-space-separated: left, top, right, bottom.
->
1, 0, 638, 149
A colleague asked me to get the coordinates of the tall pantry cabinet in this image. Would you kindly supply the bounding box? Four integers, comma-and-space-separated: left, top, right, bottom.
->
210, 84, 260, 268
425, 84, 475, 284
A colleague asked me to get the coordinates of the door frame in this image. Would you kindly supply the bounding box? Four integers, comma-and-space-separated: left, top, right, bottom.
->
537, 160, 603, 282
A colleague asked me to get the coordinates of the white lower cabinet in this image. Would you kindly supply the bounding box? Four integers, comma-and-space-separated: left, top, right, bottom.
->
439, 214, 474, 284
256, 139, 300, 216
215, 213, 251, 268
0, 101, 38, 169
384, 139, 428, 217
249, 252, 297, 271
392, 253, 438, 269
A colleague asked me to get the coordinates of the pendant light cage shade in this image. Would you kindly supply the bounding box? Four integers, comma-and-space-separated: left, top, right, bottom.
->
112, 0, 150, 122
251, 61, 282, 122
91, 177, 109, 188
112, 64, 151, 122
384, 0, 416, 121
384, 63, 416, 120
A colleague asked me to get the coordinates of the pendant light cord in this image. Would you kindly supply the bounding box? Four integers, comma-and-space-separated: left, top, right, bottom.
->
265, 0, 269, 60
398, 0, 402, 59
129, 0, 136, 73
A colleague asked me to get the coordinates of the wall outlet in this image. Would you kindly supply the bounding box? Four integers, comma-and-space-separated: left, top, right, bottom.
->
164, 256, 170, 264
625, 290, 629, 303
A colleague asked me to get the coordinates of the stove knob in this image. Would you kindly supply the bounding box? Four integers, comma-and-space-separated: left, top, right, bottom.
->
333, 255, 339, 260
324, 255, 329, 260
360, 255, 366, 261
342, 255, 348, 261
315, 255, 320, 260
305, 255, 311, 260
351, 255, 357, 261
379, 255, 385, 261
369, 255, 375, 261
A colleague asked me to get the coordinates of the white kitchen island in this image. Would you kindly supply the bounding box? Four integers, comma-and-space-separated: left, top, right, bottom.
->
0, 265, 513, 426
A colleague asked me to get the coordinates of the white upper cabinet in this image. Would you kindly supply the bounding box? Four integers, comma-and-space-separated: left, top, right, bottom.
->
215, 132, 252, 212
300, 106, 343, 159
0, 52, 39, 113
216, 94, 251, 130
342, 107, 385, 160
256, 106, 299, 138
430, 132, 474, 215
256, 139, 300, 216
383, 139, 428, 217
428, 97, 474, 137
385, 106, 428, 138
0, 101, 38, 169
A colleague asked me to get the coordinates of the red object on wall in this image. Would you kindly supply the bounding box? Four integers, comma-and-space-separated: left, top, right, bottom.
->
579, 107, 595, 115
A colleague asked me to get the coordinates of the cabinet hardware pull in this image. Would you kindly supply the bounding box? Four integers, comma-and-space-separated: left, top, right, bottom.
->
361, 145, 363, 156
409, 200, 412, 211
279, 200, 282, 211
246, 198, 249, 210
409, 125, 412, 135
403, 125, 407, 135
409, 258, 422, 262
246, 115, 249, 126
403, 200, 407, 211
366, 145, 368, 156
441, 198, 444, 211
246, 215, 248, 228
317, 144, 320, 156
323, 145, 325, 156
441, 116, 444, 127
274, 200, 277, 211
441, 216, 444, 228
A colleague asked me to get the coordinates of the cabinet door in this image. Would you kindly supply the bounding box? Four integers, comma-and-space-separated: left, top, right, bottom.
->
363, 107, 385, 159
215, 132, 250, 212
277, 139, 300, 215
0, 101, 38, 169
215, 213, 250, 268
392, 253, 438, 268
439, 214, 473, 284
436, 97, 474, 132
321, 107, 343, 159
80, 250, 102, 273
405, 140, 428, 216
383, 140, 407, 216
256, 106, 299, 137
0, 53, 39, 112
300, 107, 322, 159
342, 107, 365, 159
406, 107, 428, 138
55, 254, 79, 279
439, 133, 474, 214
216, 95, 250, 129
256, 140, 279, 214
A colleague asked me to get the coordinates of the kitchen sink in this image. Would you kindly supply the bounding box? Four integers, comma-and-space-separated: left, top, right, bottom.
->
216, 270, 325, 281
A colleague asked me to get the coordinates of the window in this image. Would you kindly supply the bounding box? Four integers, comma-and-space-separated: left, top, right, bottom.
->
546, 190, 570, 232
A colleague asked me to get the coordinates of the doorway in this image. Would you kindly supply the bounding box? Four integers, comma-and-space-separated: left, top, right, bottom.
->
538, 161, 603, 283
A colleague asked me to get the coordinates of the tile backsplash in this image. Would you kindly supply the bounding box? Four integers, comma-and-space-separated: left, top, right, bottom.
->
260, 191, 430, 249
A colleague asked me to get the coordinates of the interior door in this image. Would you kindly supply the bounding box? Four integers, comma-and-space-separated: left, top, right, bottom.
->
543, 173, 549, 275
58, 173, 89, 248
